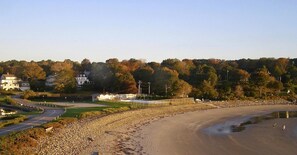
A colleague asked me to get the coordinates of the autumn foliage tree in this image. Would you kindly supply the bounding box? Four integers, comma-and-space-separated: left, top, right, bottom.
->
21, 62, 46, 91
51, 61, 76, 93
0, 57, 296, 99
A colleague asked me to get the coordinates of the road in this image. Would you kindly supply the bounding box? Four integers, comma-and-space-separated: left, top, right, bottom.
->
0, 98, 65, 136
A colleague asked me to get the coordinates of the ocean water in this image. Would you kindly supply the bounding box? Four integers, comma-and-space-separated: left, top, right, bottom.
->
204, 111, 297, 135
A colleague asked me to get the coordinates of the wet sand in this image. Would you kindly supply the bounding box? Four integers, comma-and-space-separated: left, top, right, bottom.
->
138, 105, 297, 155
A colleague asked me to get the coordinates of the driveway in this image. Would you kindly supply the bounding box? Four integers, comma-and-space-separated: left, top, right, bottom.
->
0, 98, 65, 136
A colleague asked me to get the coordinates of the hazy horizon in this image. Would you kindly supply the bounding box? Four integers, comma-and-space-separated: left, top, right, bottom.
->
0, 57, 296, 64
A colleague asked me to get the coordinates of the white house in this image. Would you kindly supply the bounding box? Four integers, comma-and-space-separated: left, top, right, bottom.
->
0, 73, 20, 90
45, 75, 57, 87
75, 74, 89, 87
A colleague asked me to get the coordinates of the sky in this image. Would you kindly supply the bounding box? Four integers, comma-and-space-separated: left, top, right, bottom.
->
0, 0, 297, 62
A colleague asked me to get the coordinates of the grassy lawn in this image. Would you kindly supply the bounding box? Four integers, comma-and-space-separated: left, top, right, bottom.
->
0, 115, 28, 128
61, 101, 147, 118
0, 95, 6, 102
18, 111, 43, 115
97, 101, 132, 107
62, 107, 106, 117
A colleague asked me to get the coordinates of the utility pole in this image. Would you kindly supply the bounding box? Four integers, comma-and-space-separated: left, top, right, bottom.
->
148, 82, 151, 95
165, 84, 168, 96
138, 80, 142, 94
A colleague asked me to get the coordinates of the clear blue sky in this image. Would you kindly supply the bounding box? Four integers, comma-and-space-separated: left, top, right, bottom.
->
0, 0, 297, 62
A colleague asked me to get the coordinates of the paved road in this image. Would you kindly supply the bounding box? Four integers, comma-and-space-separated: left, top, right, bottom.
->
0, 109, 64, 136
0, 98, 65, 136
49, 102, 106, 108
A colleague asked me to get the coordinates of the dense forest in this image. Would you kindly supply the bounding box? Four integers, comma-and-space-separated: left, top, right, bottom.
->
0, 58, 297, 101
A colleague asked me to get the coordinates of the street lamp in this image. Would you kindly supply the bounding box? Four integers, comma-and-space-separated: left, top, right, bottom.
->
138, 81, 142, 94
148, 82, 151, 95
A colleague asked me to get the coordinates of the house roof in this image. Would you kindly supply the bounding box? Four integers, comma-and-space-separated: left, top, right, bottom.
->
1, 74, 17, 78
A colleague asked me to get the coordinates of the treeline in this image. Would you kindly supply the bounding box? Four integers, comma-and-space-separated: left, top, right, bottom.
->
0, 58, 297, 100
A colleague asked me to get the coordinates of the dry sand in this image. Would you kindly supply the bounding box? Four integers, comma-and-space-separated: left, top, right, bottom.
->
34, 102, 297, 155
137, 105, 297, 155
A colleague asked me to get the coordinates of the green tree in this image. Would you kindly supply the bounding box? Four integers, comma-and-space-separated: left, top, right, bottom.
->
217, 81, 232, 100
190, 65, 218, 87
133, 65, 154, 82
251, 67, 272, 98
121, 58, 144, 72
91, 62, 114, 92
51, 61, 73, 73
38, 60, 54, 75
0, 66, 3, 74
152, 67, 179, 96
161, 59, 191, 79
200, 80, 219, 99
54, 71, 76, 93
81, 58, 92, 71
22, 62, 46, 80
114, 72, 138, 93
234, 85, 245, 99
106, 58, 130, 74
148, 62, 161, 70
229, 69, 250, 83
51, 60, 76, 93
267, 80, 283, 96
22, 62, 46, 91
171, 80, 192, 98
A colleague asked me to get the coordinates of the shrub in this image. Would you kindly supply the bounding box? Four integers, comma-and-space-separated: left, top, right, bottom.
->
0, 115, 27, 128
102, 107, 130, 114
0, 127, 46, 154
58, 117, 77, 125
23, 90, 37, 99
42, 117, 78, 129
42, 121, 64, 129
79, 111, 102, 118
4, 96, 17, 105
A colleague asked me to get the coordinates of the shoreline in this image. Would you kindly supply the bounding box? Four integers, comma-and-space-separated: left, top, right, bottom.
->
33, 101, 294, 154
137, 105, 297, 155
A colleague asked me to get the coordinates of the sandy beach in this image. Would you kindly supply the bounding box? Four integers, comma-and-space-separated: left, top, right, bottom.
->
33, 102, 297, 155
137, 105, 297, 155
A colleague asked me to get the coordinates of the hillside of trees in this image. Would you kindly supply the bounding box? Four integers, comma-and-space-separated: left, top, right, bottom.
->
0, 58, 297, 101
